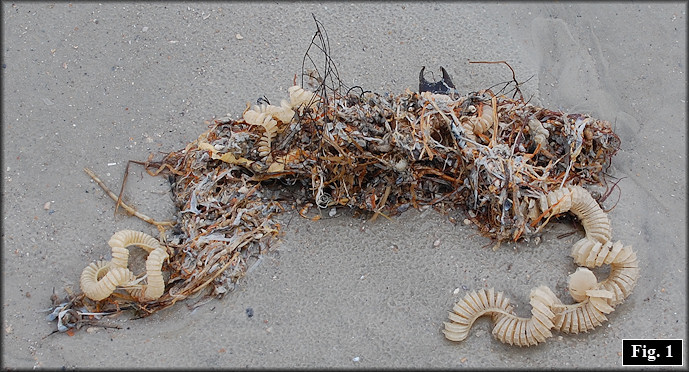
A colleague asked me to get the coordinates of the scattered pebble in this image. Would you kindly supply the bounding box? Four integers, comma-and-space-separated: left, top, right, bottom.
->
43, 202, 51, 210
245, 307, 254, 318
463, 218, 471, 225
328, 207, 337, 217
453, 288, 460, 295
352, 356, 360, 362
142, 26, 148, 32
460, 357, 467, 363
433, 239, 441, 247
235, 33, 244, 40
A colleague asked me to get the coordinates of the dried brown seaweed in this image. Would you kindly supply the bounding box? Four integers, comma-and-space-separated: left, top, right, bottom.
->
48, 16, 625, 338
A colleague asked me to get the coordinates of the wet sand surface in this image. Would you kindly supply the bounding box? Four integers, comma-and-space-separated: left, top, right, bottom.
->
3, 2, 686, 368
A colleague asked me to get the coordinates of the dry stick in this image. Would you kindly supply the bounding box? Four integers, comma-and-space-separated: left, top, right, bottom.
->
370, 184, 392, 222
490, 94, 499, 146
114, 160, 133, 216
469, 60, 524, 101
83, 167, 175, 227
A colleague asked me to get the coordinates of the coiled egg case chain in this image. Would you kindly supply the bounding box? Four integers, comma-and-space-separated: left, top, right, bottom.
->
127, 247, 169, 301
546, 186, 611, 243
491, 286, 561, 346
81, 230, 169, 302
443, 288, 514, 342
243, 85, 318, 163
443, 286, 561, 347
80, 260, 136, 301
243, 110, 279, 161
444, 185, 639, 346
108, 229, 164, 269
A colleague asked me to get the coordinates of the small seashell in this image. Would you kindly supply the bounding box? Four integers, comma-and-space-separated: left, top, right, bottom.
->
394, 158, 408, 172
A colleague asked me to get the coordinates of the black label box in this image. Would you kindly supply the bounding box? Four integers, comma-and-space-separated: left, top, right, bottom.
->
622, 339, 683, 366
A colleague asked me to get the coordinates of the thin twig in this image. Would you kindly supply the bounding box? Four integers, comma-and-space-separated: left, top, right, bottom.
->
83, 167, 175, 227
469, 60, 524, 101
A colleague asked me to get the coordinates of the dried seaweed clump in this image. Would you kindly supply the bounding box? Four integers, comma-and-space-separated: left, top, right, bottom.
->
47, 18, 630, 341
51, 79, 623, 324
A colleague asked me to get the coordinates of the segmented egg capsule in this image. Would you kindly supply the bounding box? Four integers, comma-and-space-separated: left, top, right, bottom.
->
444, 286, 561, 347
126, 248, 169, 301
457, 104, 494, 143
443, 288, 513, 342
527, 118, 549, 146
252, 99, 295, 124
243, 109, 279, 161
546, 185, 611, 244
80, 260, 136, 301
596, 245, 640, 306
106, 230, 171, 301
108, 229, 163, 269
552, 268, 615, 334
490, 286, 560, 346
288, 85, 319, 112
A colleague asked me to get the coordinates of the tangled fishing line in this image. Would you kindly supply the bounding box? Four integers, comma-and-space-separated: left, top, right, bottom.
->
46, 16, 637, 346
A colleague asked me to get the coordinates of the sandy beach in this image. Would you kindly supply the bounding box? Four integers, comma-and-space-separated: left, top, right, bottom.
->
2, 2, 686, 368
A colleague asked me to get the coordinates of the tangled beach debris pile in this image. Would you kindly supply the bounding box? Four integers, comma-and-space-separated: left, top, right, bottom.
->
47, 17, 638, 346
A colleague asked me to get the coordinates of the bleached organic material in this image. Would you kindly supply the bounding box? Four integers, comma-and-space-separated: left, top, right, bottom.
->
108, 229, 163, 269
444, 186, 639, 346
444, 286, 560, 347
242, 85, 318, 163
443, 288, 513, 342
288, 85, 318, 109
81, 230, 169, 302
80, 260, 135, 301
126, 247, 169, 301
491, 286, 561, 346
